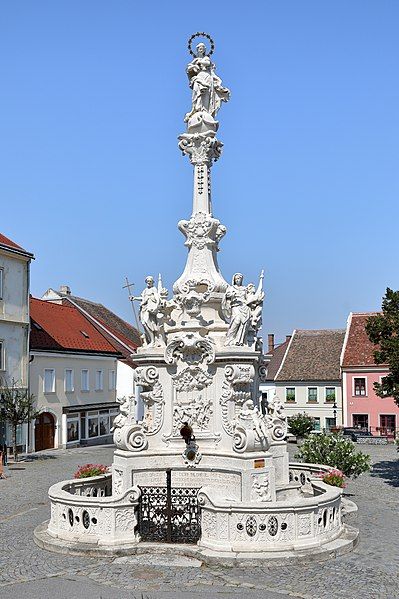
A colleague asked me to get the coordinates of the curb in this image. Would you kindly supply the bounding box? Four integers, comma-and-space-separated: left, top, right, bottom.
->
34, 521, 359, 566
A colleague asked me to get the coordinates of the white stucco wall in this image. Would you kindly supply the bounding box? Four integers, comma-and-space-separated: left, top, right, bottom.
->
0, 249, 30, 387
116, 360, 134, 400
29, 351, 118, 450
275, 381, 343, 429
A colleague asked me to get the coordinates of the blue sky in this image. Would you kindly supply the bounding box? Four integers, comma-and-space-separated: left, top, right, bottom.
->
1, 1, 398, 343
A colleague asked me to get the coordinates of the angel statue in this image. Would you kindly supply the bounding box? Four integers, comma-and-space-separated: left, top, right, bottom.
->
222, 273, 251, 346
130, 275, 171, 347
184, 42, 230, 123
222, 271, 265, 347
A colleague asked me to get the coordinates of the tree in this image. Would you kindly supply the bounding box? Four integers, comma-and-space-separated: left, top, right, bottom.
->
366, 288, 399, 406
296, 433, 371, 478
287, 413, 315, 438
0, 379, 38, 461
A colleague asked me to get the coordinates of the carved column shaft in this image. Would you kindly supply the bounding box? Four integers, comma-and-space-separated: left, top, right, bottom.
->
193, 164, 211, 214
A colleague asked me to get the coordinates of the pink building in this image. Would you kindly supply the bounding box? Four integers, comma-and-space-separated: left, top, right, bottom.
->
341, 312, 399, 438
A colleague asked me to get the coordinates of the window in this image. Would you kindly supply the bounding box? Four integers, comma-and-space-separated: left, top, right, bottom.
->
43, 369, 55, 393
109, 370, 116, 391
353, 414, 368, 430
354, 377, 366, 396
313, 417, 321, 431
0, 341, 4, 370
86, 409, 115, 439
81, 369, 89, 391
109, 408, 119, 430
325, 417, 336, 431
65, 369, 74, 392
307, 387, 318, 403
87, 411, 99, 438
0, 268, 3, 300
325, 387, 336, 402
67, 414, 79, 442
99, 409, 110, 435
95, 370, 104, 391
260, 392, 268, 415
285, 387, 296, 402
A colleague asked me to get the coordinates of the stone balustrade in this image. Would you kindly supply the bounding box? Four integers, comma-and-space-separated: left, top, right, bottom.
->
47, 475, 141, 546
44, 463, 347, 555
198, 463, 343, 553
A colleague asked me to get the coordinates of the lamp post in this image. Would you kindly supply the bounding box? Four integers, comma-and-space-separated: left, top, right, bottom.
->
333, 400, 337, 428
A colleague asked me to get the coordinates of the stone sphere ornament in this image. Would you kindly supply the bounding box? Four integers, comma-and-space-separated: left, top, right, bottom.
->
188, 32, 215, 57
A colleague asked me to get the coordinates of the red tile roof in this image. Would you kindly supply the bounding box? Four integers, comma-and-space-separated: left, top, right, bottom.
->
341, 312, 385, 368
64, 295, 141, 348
0, 233, 33, 257
30, 297, 119, 354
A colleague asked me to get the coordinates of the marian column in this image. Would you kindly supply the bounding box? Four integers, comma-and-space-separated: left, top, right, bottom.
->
45, 35, 350, 558
111, 32, 285, 487
171, 34, 231, 338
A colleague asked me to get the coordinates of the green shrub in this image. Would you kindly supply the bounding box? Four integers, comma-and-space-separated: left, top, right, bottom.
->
295, 433, 371, 478
287, 413, 315, 438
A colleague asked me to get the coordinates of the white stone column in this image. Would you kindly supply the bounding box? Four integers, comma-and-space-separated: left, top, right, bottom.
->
193, 164, 211, 214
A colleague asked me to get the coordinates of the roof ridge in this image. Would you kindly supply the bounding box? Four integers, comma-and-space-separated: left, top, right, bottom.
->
296, 328, 346, 333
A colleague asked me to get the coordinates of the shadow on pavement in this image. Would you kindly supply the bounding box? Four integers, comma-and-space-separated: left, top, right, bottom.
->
24, 454, 57, 461
370, 459, 399, 487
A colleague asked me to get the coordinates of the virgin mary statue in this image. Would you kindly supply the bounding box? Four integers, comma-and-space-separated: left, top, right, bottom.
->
184, 42, 230, 123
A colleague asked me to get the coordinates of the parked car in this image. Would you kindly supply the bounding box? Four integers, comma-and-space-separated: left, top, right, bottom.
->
341, 427, 373, 442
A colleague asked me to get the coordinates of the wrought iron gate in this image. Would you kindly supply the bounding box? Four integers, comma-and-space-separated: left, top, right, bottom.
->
138, 470, 201, 543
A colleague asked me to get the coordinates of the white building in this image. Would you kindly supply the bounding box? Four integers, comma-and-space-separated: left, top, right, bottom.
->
0, 233, 34, 451
30, 297, 121, 450
265, 329, 345, 431
41, 286, 140, 402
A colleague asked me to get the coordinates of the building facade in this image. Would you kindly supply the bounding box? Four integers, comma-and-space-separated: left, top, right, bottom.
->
30, 298, 121, 450
273, 329, 345, 431
41, 286, 140, 400
0, 233, 34, 450
341, 312, 399, 437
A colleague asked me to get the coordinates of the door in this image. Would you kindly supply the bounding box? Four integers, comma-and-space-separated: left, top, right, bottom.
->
380, 415, 396, 437
138, 470, 201, 544
35, 412, 55, 451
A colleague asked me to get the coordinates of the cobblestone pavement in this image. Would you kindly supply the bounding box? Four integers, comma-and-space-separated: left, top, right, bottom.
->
0, 443, 398, 599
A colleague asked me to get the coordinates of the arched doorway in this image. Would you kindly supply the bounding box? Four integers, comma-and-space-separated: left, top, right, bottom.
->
35, 412, 55, 451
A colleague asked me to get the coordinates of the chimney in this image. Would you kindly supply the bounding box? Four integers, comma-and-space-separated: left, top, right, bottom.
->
59, 285, 71, 295
286, 335, 292, 343
268, 334, 275, 353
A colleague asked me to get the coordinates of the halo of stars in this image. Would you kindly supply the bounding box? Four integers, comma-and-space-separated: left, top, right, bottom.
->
188, 32, 215, 57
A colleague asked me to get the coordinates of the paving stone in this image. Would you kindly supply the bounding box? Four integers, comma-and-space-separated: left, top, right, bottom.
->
0, 443, 398, 598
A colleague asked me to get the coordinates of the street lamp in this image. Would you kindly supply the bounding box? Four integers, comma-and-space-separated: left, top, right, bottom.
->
333, 400, 337, 426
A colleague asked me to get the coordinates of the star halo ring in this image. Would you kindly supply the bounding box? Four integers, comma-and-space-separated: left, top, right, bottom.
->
188, 32, 215, 57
